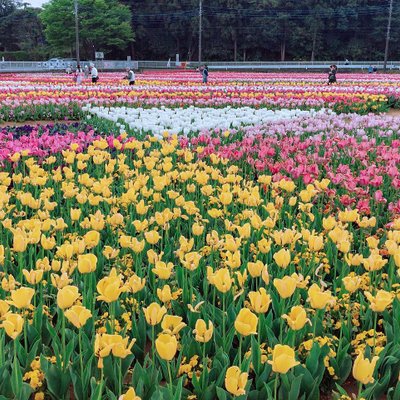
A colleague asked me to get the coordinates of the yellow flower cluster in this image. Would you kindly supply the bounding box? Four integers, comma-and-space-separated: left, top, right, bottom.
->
0, 135, 397, 399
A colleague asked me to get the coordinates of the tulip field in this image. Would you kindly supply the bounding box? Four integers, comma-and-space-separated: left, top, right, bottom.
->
0, 71, 400, 400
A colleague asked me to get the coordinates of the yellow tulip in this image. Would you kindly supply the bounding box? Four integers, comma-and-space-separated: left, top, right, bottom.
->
155, 333, 177, 361
103, 246, 120, 260
13, 233, 27, 253
127, 274, 146, 294
307, 284, 333, 309
261, 264, 270, 285
2, 313, 24, 339
212, 268, 232, 293
342, 275, 362, 293
145, 230, 160, 245
338, 210, 359, 223
118, 387, 141, 400
77, 253, 97, 274
268, 344, 300, 374
193, 319, 213, 343
70, 208, 82, 221
0, 300, 9, 318
136, 200, 149, 215
394, 251, 400, 268
9, 287, 35, 309
273, 248, 291, 269
161, 315, 186, 335
352, 353, 379, 385
225, 366, 248, 397
219, 191, 233, 206
97, 268, 126, 303
248, 288, 271, 313
273, 276, 297, 299
22, 269, 43, 285
152, 261, 174, 280
51, 272, 72, 289
247, 260, 264, 278
0, 245, 4, 265
364, 290, 394, 312
192, 223, 204, 236
282, 306, 310, 330
362, 252, 387, 272
157, 285, 173, 303
181, 251, 202, 271
234, 308, 258, 336
57, 285, 80, 309
83, 230, 100, 249
130, 238, 145, 253
257, 238, 272, 254
64, 305, 92, 328
143, 302, 167, 326
308, 235, 324, 252
95, 333, 135, 360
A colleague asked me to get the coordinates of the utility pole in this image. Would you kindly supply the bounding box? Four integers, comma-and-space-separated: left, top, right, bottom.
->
198, 0, 202, 65
74, 0, 80, 64
384, 0, 393, 71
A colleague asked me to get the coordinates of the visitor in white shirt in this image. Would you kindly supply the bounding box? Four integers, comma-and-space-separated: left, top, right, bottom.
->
90, 65, 99, 83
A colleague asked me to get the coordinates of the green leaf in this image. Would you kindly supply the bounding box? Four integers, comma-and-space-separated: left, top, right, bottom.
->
216, 386, 228, 400
251, 336, 261, 376
11, 356, 22, 399
288, 374, 303, 400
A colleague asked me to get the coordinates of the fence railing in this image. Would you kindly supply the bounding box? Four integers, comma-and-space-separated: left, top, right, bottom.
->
0, 60, 400, 72
0, 60, 139, 72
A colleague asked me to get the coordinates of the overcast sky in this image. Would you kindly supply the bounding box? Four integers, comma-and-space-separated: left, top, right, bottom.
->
28, 0, 47, 7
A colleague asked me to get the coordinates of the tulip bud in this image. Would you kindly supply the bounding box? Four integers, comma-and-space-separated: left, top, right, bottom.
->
155, 333, 177, 361
77, 253, 97, 274
234, 308, 258, 336
267, 344, 299, 374
57, 285, 80, 309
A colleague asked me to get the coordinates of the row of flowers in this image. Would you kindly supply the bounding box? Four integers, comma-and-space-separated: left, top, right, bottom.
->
0, 72, 394, 122
83, 106, 331, 137
0, 126, 398, 399
2, 112, 400, 209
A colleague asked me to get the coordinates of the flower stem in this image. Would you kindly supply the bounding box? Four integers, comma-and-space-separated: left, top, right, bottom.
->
97, 367, 104, 400
23, 313, 28, 353
118, 357, 122, 396
274, 374, 279, 400
78, 329, 84, 394
222, 293, 226, 344
373, 312, 378, 355
239, 335, 242, 366
152, 325, 155, 373
357, 381, 363, 399
167, 361, 173, 395
61, 311, 66, 371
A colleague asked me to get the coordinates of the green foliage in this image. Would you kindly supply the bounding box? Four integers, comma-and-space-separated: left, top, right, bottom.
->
40, 0, 134, 58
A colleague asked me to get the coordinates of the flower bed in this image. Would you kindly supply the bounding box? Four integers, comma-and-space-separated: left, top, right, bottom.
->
0, 72, 396, 122
0, 117, 398, 399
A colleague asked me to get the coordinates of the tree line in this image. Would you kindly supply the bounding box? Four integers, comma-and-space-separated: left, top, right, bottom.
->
1, 0, 399, 62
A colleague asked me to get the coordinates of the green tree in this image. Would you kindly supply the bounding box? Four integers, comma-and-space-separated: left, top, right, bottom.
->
40, 0, 134, 58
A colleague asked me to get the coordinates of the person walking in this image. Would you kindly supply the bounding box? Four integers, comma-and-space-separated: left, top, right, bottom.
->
328, 64, 337, 85
202, 65, 209, 84
90, 64, 99, 83
126, 67, 135, 85
75, 64, 83, 85
84, 65, 89, 79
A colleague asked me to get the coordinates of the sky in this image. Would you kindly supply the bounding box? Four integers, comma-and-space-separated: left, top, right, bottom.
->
28, 0, 47, 7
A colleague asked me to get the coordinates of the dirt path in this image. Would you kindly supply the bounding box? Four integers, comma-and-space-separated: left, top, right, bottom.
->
385, 108, 400, 118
